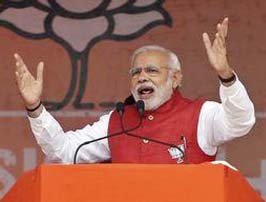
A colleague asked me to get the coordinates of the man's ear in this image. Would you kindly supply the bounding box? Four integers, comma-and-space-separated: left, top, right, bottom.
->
171, 70, 183, 89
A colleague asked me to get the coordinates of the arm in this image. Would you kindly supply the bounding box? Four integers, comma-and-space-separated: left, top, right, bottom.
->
14, 53, 111, 163
198, 18, 256, 155
28, 108, 111, 164
14, 53, 44, 117
202, 17, 235, 85
197, 78, 255, 155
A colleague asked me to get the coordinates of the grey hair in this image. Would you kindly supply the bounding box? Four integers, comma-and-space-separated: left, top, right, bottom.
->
131, 45, 181, 71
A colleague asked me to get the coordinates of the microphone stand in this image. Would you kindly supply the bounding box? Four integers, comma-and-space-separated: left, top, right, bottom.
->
73, 107, 143, 164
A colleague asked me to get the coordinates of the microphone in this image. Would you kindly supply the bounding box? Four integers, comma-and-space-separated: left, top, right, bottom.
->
136, 100, 145, 118
116, 102, 124, 116
116, 101, 144, 135
73, 102, 143, 164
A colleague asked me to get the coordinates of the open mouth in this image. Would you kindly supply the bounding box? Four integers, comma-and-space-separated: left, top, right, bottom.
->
137, 86, 155, 99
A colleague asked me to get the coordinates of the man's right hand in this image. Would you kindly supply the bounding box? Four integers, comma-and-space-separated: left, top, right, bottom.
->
14, 53, 44, 117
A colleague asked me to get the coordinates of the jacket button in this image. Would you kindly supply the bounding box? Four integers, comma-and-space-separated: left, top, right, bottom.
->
143, 139, 149, 144
148, 115, 154, 120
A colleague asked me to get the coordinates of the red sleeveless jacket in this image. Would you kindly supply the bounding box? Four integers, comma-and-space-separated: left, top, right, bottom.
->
108, 91, 216, 164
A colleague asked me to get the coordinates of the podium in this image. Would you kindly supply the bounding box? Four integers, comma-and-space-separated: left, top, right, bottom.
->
2, 163, 263, 202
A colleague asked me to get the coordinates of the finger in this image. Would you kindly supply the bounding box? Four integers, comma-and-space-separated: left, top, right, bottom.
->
15, 71, 24, 90
203, 33, 214, 58
36, 62, 44, 83
215, 33, 224, 49
221, 17, 228, 37
202, 32, 212, 54
15, 71, 20, 82
14, 53, 29, 74
213, 37, 220, 53
15, 59, 25, 75
217, 24, 225, 40
14, 53, 25, 66
217, 23, 223, 37
219, 31, 226, 45
217, 18, 228, 39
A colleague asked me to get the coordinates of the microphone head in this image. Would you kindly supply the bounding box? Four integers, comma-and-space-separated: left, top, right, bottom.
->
136, 100, 145, 117
116, 102, 125, 116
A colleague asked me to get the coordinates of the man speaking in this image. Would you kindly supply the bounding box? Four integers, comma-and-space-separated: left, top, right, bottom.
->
14, 18, 255, 164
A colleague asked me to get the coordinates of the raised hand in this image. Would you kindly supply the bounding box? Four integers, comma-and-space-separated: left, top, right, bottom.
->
14, 53, 44, 111
202, 17, 234, 79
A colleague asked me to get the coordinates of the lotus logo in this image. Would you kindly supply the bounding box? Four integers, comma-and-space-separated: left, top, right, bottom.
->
0, 0, 172, 110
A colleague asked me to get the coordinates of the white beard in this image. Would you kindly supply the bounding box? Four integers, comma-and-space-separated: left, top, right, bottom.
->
131, 78, 174, 111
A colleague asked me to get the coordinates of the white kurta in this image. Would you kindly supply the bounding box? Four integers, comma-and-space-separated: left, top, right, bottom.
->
28, 78, 255, 164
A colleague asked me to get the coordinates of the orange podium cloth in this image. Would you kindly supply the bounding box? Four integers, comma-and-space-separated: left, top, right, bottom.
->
2, 163, 263, 202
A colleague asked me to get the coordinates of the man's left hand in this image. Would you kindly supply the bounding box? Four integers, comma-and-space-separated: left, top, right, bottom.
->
202, 17, 234, 79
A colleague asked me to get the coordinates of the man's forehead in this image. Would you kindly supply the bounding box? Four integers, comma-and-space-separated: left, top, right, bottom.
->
133, 50, 169, 65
